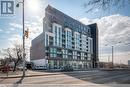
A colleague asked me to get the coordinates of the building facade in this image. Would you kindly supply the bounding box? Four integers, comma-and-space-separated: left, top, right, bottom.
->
30, 5, 98, 70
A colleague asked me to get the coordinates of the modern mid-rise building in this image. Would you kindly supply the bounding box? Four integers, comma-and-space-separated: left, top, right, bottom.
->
30, 5, 98, 70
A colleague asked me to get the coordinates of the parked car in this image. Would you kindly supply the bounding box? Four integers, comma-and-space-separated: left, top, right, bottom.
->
31, 65, 47, 70
17, 66, 27, 71
60, 65, 73, 72
0, 65, 12, 73
35, 66, 47, 70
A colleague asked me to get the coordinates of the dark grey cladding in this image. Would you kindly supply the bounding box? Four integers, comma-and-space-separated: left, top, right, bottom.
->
45, 5, 91, 36
89, 23, 99, 68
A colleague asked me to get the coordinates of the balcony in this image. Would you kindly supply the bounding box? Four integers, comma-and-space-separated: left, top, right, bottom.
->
68, 53, 72, 55
45, 50, 49, 53
77, 54, 81, 56
62, 37, 65, 40
57, 52, 62, 54
72, 46, 75, 49
80, 48, 82, 50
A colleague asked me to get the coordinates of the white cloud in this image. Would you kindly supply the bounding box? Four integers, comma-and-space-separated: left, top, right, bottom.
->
8, 34, 22, 47
10, 28, 15, 31
23, 16, 43, 61
8, 17, 43, 47
80, 14, 130, 64
5, 31, 10, 34
25, 17, 43, 40
0, 0, 48, 61
5, 15, 43, 61
9, 23, 22, 29
80, 14, 130, 48
100, 52, 130, 64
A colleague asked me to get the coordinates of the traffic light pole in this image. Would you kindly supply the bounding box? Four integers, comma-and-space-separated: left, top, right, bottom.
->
22, 0, 25, 77
16, 0, 27, 77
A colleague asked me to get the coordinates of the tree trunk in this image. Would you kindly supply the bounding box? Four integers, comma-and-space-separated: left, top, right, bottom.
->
13, 63, 17, 72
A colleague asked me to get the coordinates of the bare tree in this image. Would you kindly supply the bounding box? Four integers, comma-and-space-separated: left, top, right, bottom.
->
1, 49, 12, 66
83, 0, 129, 13
0, 57, 11, 67
12, 44, 23, 72
1, 44, 23, 72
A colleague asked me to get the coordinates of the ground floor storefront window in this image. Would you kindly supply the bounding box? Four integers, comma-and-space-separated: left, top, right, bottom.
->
47, 59, 92, 70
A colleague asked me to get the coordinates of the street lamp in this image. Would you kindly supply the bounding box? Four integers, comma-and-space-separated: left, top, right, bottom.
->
105, 41, 122, 68
105, 41, 130, 69
105, 45, 114, 68
16, 0, 26, 77
112, 46, 114, 68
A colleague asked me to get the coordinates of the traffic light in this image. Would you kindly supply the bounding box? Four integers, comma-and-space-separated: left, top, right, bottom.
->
25, 29, 29, 38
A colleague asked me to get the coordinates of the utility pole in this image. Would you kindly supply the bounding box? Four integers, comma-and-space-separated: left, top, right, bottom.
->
108, 55, 110, 62
16, 0, 25, 77
112, 46, 114, 68
22, 0, 25, 77
120, 59, 121, 68
105, 41, 130, 69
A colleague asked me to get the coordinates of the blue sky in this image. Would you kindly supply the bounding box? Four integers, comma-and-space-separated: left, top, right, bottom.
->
0, 0, 130, 63
48, 0, 130, 19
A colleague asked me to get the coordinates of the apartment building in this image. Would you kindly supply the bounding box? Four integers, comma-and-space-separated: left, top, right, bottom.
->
30, 5, 98, 70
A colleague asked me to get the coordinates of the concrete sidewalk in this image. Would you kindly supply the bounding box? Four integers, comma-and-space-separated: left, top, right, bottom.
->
0, 70, 60, 79
0, 69, 101, 79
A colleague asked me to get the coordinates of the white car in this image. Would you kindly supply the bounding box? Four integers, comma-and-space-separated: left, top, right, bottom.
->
17, 66, 27, 71
35, 66, 47, 70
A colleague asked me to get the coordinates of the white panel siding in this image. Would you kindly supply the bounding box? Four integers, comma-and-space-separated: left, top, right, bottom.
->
52, 23, 62, 47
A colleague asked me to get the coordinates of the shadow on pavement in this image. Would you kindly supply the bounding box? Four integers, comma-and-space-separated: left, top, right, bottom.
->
13, 76, 24, 87
10, 69, 130, 85
61, 69, 130, 84
0, 78, 6, 83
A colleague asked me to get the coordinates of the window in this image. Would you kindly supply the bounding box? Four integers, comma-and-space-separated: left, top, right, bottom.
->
54, 54, 57, 57
88, 28, 90, 33
55, 26, 57, 33
63, 54, 66, 58
50, 48, 53, 53
49, 42, 53, 46
46, 34, 48, 46
54, 48, 57, 52
50, 48, 57, 58
79, 24, 80, 28
50, 54, 53, 57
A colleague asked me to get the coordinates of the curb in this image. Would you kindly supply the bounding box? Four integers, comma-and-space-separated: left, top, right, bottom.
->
0, 73, 60, 79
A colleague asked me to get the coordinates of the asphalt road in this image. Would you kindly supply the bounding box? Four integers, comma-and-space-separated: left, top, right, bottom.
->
0, 70, 130, 84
